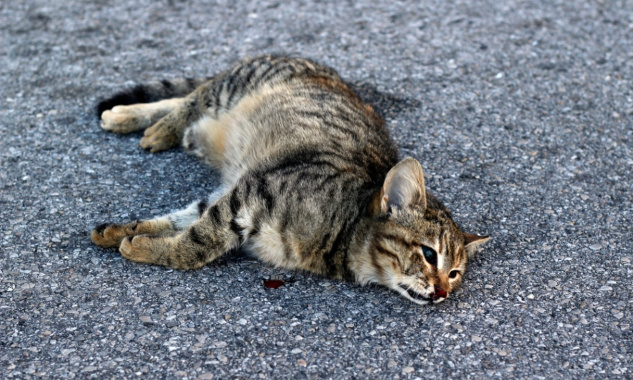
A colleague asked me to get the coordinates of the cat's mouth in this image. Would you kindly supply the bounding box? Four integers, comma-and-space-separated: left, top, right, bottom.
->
396, 284, 449, 305
397, 285, 432, 304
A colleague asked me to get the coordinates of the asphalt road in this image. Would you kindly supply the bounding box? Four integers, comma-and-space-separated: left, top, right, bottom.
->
1, 0, 632, 378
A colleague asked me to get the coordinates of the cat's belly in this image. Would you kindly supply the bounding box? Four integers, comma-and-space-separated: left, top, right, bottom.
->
245, 223, 302, 269
235, 207, 330, 275
188, 84, 291, 186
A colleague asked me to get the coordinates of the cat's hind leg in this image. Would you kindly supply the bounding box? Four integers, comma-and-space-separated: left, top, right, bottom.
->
137, 56, 326, 153
100, 98, 186, 134
138, 98, 201, 152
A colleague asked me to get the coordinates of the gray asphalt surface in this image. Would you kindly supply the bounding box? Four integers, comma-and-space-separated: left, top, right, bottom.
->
1, 0, 632, 378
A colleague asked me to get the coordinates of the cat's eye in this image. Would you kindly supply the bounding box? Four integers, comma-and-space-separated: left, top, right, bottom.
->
421, 245, 437, 267
449, 270, 461, 279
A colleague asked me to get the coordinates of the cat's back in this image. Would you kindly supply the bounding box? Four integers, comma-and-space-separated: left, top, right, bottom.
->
203, 65, 399, 278
214, 71, 398, 186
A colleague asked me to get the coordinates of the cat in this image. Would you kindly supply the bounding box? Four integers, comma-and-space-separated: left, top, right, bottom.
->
91, 55, 489, 305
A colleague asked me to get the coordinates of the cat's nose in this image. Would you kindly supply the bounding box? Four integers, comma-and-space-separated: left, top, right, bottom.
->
432, 285, 447, 300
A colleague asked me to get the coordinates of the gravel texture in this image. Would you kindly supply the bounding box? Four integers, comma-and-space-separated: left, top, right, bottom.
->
1, 0, 632, 378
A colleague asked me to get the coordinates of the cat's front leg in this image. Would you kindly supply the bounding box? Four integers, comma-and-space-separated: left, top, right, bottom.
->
118, 235, 186, 267
96, 191, 242, 269
118, 233, 209, 269
91, 198, 216, 248
91, 219, 172, 248
119, 212, 240, 270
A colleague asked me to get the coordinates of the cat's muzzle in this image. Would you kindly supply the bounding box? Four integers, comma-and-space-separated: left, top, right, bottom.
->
399, 284, 448, 304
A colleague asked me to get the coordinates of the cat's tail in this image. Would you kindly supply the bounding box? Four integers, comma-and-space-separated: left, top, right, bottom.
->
96, 77, 211, 117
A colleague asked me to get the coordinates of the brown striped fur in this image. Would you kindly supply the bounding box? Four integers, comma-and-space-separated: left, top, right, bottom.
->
91, 55, 489, 305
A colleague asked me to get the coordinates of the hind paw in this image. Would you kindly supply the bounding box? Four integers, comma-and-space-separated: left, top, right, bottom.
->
140, 122, 180, 152
101, 106, 151, 133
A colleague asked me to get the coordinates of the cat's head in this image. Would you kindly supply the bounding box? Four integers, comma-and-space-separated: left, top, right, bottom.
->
361, 157, 489, 305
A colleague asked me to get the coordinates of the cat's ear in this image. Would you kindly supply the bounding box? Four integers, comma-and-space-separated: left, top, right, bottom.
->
464, 233, 490, 257
381, 157, 427, 212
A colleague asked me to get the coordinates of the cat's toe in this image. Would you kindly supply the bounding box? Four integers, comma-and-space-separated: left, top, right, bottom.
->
140, 126, 179, 152
110, 105, 128, 114
91, 223, 128, 248
101, 106, 151, 134
119, 236, 156, 264
101, 110, 138, 133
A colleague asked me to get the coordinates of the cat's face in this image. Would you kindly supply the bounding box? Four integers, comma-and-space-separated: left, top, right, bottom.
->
373, 207, 481, 305
365, 158, 489, 305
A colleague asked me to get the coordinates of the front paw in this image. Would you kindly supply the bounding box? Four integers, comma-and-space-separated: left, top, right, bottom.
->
91, 223, 133, 248
119, 236, 162, 264
140, 122, 179, 152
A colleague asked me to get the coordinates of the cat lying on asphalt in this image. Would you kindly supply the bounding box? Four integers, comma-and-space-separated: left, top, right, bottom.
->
91, 55, 489, 305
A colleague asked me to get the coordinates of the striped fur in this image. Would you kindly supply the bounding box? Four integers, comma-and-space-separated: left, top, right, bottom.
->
91, 55, 489, 305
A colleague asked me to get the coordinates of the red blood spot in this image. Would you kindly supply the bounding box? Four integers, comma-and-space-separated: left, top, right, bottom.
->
263, 279, 285, 289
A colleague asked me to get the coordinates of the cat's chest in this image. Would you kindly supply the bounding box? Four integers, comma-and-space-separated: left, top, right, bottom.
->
242, 220, 304, 270
235, 205, 337, 274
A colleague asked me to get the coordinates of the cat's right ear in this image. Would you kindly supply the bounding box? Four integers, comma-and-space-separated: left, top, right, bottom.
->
380, 157, 427, 212
464, 233, 490, 257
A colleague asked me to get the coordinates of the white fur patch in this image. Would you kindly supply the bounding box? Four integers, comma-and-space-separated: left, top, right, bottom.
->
234, 209, 255, 239
167, 202, 199, 230
249, 223, 295, 268
207, 187, 228, 205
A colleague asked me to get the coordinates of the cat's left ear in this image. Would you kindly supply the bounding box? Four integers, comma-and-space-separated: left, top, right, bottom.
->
381, 157, 427, 212
464, 233, 490, 257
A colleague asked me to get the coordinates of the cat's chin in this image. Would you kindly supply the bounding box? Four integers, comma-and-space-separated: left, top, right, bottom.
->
395, 284, 447, 305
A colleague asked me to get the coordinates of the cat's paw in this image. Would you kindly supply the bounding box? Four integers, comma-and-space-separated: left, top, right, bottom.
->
119, 236, 149, 263
91, 222, 134, 248
140, 122, 180, 152
119, 235, 164, 264
101, 106, 150, 133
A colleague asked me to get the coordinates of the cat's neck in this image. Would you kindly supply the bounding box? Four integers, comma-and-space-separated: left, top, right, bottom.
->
346, 211, 383, 286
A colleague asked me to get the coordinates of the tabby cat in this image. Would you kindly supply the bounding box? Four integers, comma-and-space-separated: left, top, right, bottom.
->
91, 55, 489, 305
